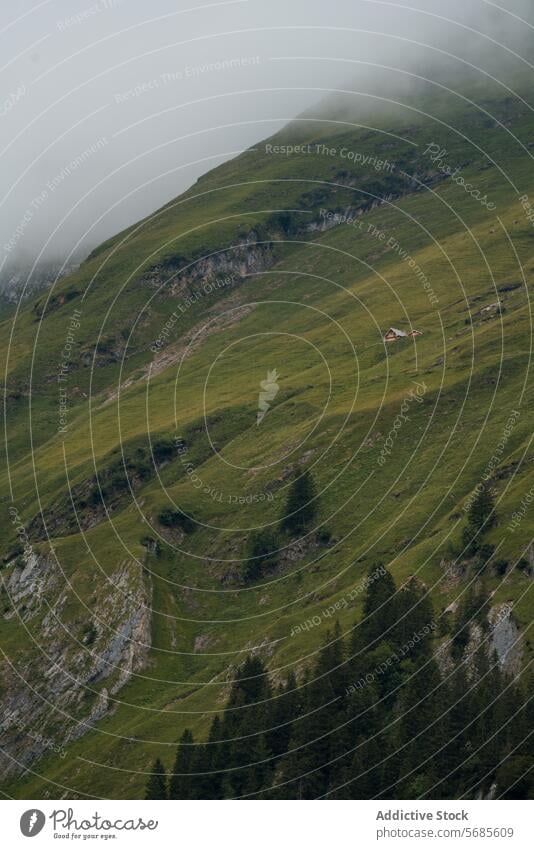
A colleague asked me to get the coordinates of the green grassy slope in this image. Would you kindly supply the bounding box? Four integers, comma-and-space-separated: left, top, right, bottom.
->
1, 77, 533, 798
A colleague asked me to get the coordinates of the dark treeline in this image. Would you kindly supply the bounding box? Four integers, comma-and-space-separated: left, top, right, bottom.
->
146, 565, 532, 800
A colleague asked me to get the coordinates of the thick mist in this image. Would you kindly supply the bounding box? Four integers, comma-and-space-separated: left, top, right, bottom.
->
1, 0, 533, 284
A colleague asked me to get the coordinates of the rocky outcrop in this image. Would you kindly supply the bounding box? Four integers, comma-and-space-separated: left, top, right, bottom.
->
488, 602, 522, 676
436, 602, 522, 679
0, 552, 151, 780
139, 229, 276, 298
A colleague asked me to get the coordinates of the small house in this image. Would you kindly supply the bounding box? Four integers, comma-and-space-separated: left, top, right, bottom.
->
384, 327, 408, 342
408, 329, 423, 337
480, 302, 501, 314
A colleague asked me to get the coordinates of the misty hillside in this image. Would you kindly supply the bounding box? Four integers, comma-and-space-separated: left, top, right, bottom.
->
0, 261, 81, 321
0, 78, 533, 799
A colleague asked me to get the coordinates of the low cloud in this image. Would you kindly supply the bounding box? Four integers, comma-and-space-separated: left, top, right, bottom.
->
1, 0, 532, 281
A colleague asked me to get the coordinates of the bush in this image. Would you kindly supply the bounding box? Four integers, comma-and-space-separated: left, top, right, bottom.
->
316, 528, 331, 545
517, 558, 531, 575
158, 507, 196, 534
244, 530, 279, 583
494, 559, 508, 576
87, 487, 104, 507
152, 438, 176, 464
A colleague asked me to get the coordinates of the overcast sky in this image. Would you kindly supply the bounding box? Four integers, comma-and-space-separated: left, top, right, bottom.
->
1, 0, 533, 277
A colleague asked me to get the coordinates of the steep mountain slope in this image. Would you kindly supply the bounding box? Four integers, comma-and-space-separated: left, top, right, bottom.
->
1, 77, 533, 798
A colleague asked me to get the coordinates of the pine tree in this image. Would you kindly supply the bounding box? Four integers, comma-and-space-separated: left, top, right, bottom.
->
220, 656, 274, 797
317, 621, 347, 697
348, 733, 392, 799
286, 628, 344, 798
495, 671, 534, 798
496, 756, 534, 799
241, 732, 272, 797
472, 650, 510, 791
172, 600, 530, 801
145, 757, 168, 799
199, 715, 224, 799
394, 578, 434, 657
280, 471, 317, 534
169, 729, 195, 799
468, 483, 496, 531
360, 564, 397, 649
179, 717, 223, 802
397, 657, 442, 793
266, 672, 302, 758
227, 656, 271, 707
439, 662, 473, 797
463, 484, 497, 554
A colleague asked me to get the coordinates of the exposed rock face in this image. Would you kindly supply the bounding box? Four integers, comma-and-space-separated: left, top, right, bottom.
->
4, 551, 56, 621
488, 603, 522, 676
100, 234, 266, 406
140, 230, 275, 298
436, 602, 523, 680
0, 553, 151, 780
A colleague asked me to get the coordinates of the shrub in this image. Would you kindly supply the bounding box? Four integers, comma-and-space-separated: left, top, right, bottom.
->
158, 507, 196, 534
494, 559, 508, 576
152, 438, 176, 464
316, 528, 331, 545
244, 530, 279, 583
517, 558, 531, 575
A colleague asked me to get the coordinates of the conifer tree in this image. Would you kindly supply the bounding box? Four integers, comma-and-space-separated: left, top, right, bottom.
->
318, 621, 347, 697
171, 579, 527, 801
228, 656, 271, 707
145, 757, 168, 799
463, 483, 497, 554
360, 564, 397, 648
199, 714, 224, 799
220, 656, 274, 797
280, 471, 317, 534
394, 578, 434, 657
468, 483, 496, 531
169, 729, 195, 799
288, 627, 344, 798
266, 672, 302, 758
440, 662, 473, 796
348, 734, 390, 799
397, 657, 442, 790
177, 718, 223, 802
